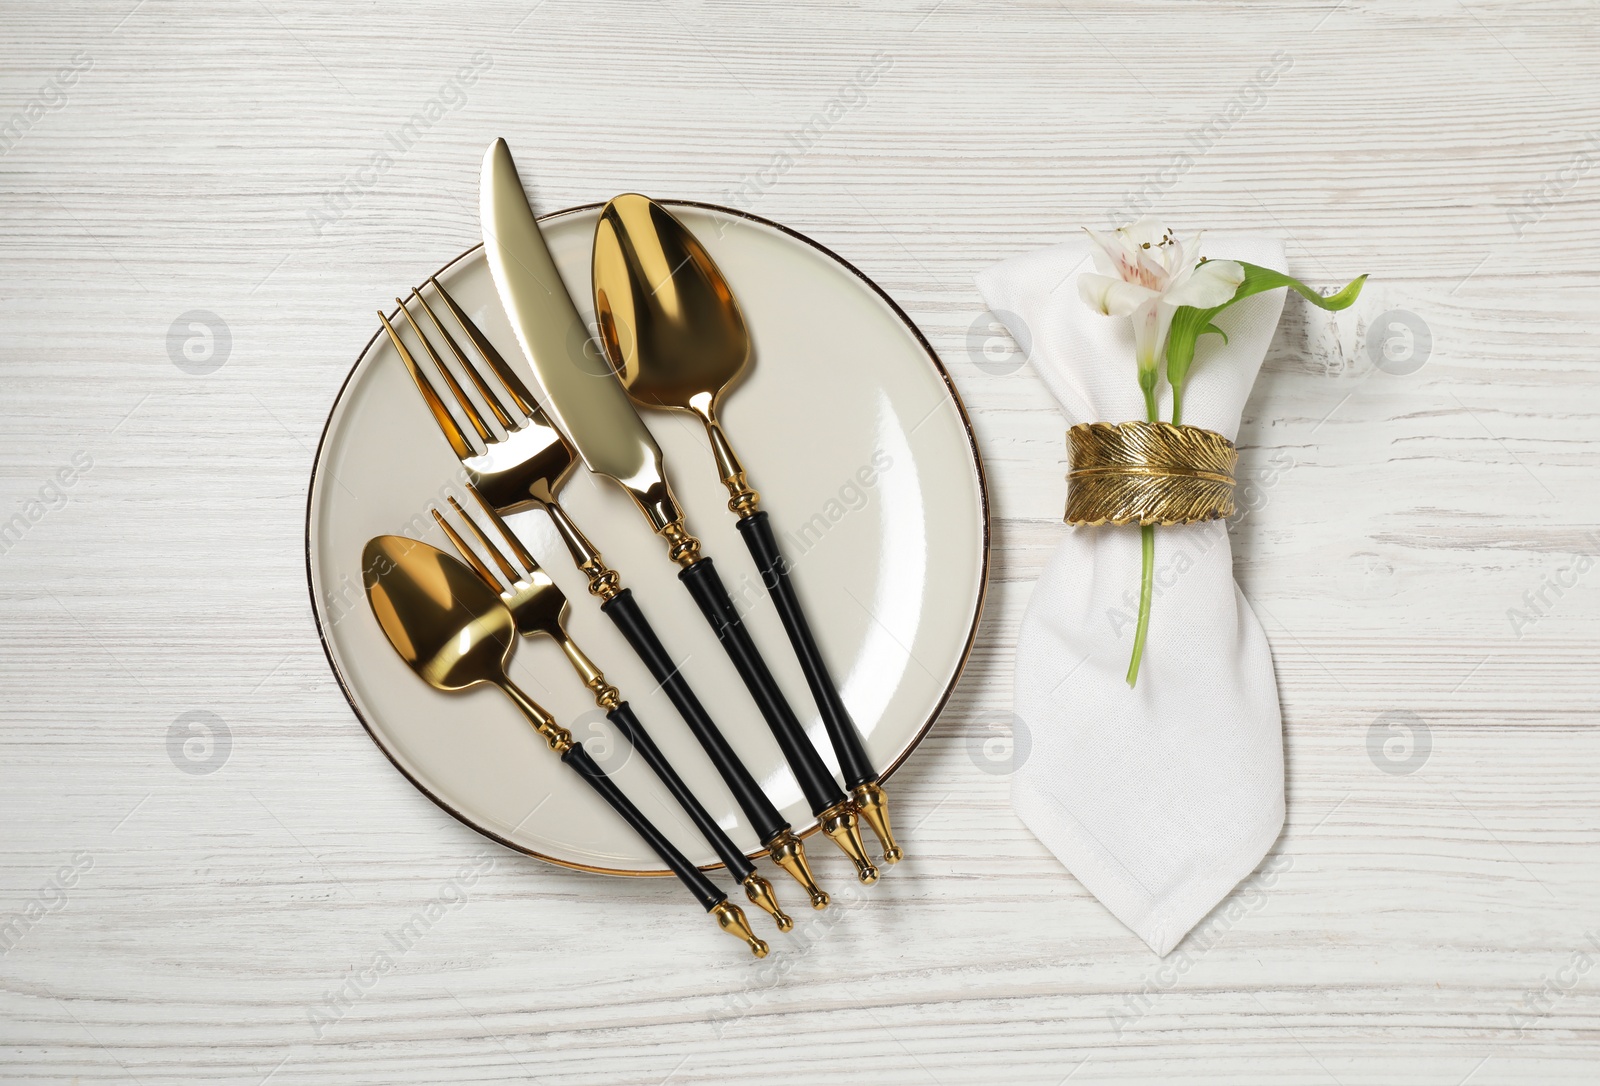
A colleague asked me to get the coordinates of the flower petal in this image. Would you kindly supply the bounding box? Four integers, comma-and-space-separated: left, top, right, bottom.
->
1165, 258, 1244, 309
1132, 246, 1170, 290
1079, 272, 1158, 317
1131, 299, 1175, 376
1083, 226, 1137, 280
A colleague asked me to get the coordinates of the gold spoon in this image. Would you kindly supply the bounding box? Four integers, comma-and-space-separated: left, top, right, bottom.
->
360, 534, 768, 957
592, 195, 901, 865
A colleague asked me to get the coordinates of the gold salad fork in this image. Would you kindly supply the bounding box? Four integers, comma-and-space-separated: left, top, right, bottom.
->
430, 486, 790, 931
376, 280, 830, 908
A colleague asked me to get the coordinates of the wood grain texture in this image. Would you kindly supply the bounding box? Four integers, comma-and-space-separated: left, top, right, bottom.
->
2, 0, 1598, 1082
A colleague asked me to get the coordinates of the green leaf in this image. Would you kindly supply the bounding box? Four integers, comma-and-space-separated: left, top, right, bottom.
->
1166, 263, 1366, 399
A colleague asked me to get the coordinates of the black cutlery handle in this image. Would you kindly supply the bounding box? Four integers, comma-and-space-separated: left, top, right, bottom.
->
560, 741, 723, 911
738, 511, 877, 789
601, 589, 788, 845
607, 699, 755, 881
677, 557, 845, 816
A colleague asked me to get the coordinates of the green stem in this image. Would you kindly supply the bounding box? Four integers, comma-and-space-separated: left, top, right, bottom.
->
1127, 524, 1154, 686
1127, 375, 1162, 687
1171, 387, 1184, 428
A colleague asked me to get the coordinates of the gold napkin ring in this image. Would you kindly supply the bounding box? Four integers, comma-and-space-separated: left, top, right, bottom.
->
1065, 421, 1237, 526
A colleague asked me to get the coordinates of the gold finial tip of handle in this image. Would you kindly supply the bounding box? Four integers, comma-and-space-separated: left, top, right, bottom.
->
851, 781, 902, 865
742, 873, 793, 932
710, 901, 769, 958
766, 830, 830, 910
819, 801, 879, 885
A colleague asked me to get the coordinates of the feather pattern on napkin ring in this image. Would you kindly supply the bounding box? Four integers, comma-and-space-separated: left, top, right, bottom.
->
1065, 421, 1237, 527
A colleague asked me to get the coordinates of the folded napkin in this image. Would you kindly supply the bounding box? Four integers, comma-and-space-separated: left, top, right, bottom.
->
976, 235, 1288, 956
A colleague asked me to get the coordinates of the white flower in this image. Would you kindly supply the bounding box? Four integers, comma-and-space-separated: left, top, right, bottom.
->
1078, 218, 1243, 388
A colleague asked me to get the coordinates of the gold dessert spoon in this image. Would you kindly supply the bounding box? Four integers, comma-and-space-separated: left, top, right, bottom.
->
361, 533, 767, 957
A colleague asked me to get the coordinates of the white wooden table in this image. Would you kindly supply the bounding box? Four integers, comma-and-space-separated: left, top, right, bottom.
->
3, 1, 1597, 1082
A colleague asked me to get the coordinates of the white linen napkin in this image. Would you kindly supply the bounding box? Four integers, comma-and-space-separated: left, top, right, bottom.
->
976, 234, 1288, 956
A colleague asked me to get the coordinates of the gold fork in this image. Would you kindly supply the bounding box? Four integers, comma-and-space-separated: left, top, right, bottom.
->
428, 485, 791, 930
377, 280, 830, 908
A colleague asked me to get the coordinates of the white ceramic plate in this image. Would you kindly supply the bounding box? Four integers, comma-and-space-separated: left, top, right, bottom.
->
306, 202, 988, 875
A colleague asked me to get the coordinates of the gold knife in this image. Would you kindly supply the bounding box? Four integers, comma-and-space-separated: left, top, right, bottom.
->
478, 139, 878, 883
